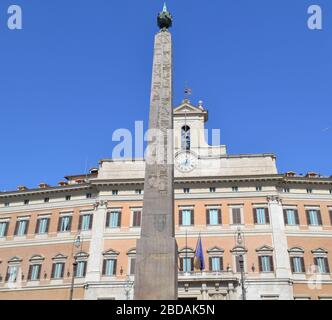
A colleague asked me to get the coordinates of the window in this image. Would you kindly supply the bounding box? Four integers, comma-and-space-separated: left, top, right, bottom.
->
209, 187, 216, 193
181, 125, 191, 151
57, 216, 72, 232
24, 199, 29, 205
14, 219, 29, 236
179, 209, 194, 226
44, 198, 49, 203
206, 209, 221, 226
6, 265, 19, 282
86, 193, 92, 199
209, 257, 223, 272
330, 190, 332, 195
283, 209, 299, 225
0, 221, 9, 237
306, 209, 322, 226
232, 208, 242, 225
4, 202, 10, 207
329, 210, 332, 225
112, 190, 118, 196
259, 256, 274, 272
290, 257, 305, 273
307, 189, 312, 194
106, 211, 121, 228
283, 188, 290, 193
36, 217, 49, 234
314, 257, 330, 274
51, 262, 65, 279
253, 208, 270, 225
232, 187, 238, 192
132, 211, 141, 227
28, 264, 41, 281
102, 259, 117, 276
135, 189, 142, 195
256, 186, 262, 192
180, 257, 194, 272
66, 195, 71, 201
75, 261, 87, 278
79, 214, 93, 231
183, 188, 190, 194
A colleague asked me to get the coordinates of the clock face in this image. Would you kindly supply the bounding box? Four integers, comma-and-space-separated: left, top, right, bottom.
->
175, 152, 197, 172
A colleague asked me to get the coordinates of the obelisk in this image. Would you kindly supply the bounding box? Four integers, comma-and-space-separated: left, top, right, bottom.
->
134, 4, 178, 300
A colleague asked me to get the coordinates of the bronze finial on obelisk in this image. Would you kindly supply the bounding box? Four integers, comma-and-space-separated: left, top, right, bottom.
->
134, 4, 178, 300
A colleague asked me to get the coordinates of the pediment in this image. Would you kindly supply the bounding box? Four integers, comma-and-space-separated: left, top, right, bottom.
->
256, 245, 274, 253
207, 246, 224, 254
311, 248, 328, 254
103, 249, 120, 257
174, 100, 208, 121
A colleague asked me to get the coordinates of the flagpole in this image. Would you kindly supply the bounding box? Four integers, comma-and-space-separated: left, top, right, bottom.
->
185, 229, 188, 274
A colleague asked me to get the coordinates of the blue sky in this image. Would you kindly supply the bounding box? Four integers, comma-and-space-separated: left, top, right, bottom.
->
0, 0, 331, 191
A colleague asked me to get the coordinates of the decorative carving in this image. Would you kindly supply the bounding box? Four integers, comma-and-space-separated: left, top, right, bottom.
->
94, 200, 107, 210
267, 196, 282, 204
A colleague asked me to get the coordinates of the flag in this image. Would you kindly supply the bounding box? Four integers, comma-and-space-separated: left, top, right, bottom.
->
194, 235, 205, 271
184, 88, 192, 95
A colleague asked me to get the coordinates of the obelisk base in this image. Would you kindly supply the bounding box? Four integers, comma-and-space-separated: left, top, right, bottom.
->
134, 237, 178, 300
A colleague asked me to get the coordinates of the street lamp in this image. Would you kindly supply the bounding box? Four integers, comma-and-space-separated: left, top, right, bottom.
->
235, 228, 246, 300
69, 234, 82, 300
124, 275, 134, 300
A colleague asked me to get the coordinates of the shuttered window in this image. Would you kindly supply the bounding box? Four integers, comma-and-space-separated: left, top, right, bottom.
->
36, 217, 50, 234
206, 209, 221, 225
290, 257, 305, 273
253, 208, 270, 225
106, 211, 121, 228
314, 257, 330, 274
283, 209, 299, 225
306, 210, 322, 226
102, 259, 117, 276
232, 208, 242, 225
14, 219, 29, 236
51, 262, 65, 279
209, 257, 223, 272
180, 210, 193, 226
180, 257, 194, 272
79, 214, 93, 231
0, 222, 9, 237
57, 216, 72, 232
132, 211, 141, 227
259, 256, 274, 272
28, 264, 41, 281
75, 261, 87, 278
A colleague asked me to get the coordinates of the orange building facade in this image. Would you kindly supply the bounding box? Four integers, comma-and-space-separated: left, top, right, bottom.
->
0, 102, 332, 300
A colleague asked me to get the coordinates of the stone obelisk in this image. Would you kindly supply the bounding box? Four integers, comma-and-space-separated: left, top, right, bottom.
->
134, 4, 178, 300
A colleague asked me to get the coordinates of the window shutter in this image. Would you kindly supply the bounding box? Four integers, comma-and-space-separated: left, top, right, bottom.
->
218, 209, 222, 225
258, 256, 263, 272
190, 258, 194, 271
190, 210, 194, 226
179, 258, 183, 272
83, 261, 87, 277
24, 220, 29, 235
317, 210, 322, 226
14, 221, 19, 236
300, 257, 305, 273
5, 267, 10, 282
118, 213, 121, 228
265, 208, 270, 224
68, 216, 72, 231
283, 210, 288, 225
137, 211, 142, 226
130, 258, 136, 275
330, 211, 332, 226
106, 212, 112, 228
51, 264, 55, 279
305, 210, 310, 225
89, 215, 93, 230
57, 217, 62, 232
325, 258, 330, 273
78, 216, 82, 231
46, 218, 50, 233
179, 211, 183, 226
28, 265, 32, 281
35, 220, 40, 234
294, 210, 299, 225
209, 257, 212, 271
206, 210, 210, 225
253, 209, 257, 224
290, 258, 295, 273
4, 222, 9, 237
314, 257, 318, 270
113, 260, 117, 276
102, 259, 107, 276
60, 263, 65, 278
269, 256, 274, 272
220, 257, 224, 271
37, 265, 41, 280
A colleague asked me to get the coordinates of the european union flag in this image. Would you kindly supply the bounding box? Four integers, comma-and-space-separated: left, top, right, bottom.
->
194, 236, 205, 271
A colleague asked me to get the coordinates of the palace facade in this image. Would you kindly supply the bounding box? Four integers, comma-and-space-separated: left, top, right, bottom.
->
0, 101, 332, 300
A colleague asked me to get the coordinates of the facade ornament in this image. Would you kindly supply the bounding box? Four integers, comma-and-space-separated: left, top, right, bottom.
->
93, 200, 107, 210
267, 195, 282, 204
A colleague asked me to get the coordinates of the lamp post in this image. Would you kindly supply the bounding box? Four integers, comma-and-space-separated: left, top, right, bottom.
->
69, 234, 82, 300
124, 275, 134, 300
235, 228, 246, 300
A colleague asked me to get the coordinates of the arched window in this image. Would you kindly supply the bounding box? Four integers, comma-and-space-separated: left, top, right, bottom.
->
181, 126, 191, 151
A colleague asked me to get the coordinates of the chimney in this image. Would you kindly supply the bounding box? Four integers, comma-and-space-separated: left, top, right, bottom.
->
285, 171, 296, 177
17, 185, 27, 191
39, 183, 49, 189
58, 181, 68, 187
